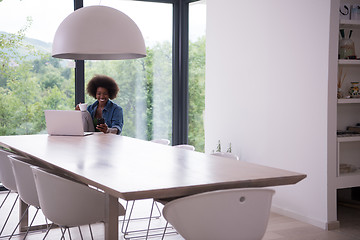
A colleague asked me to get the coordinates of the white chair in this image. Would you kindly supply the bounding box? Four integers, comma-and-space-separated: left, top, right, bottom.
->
211, 151, 239, 160
173, 144, 195, 151
162, 188, 275, 240
150, 139, 170, 145
0, 149, 19, 236
9, 155, 49, 239
0, 150, 15, 210
31, 167, 126, 240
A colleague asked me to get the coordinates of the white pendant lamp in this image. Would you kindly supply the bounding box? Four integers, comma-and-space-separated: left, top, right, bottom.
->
52, 5, 146, 60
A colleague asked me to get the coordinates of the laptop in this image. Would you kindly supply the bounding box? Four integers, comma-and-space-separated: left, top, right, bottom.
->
44, 110, 93, 136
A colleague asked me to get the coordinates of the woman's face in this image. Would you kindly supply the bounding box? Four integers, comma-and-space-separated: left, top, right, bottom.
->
96, 87, 109, 104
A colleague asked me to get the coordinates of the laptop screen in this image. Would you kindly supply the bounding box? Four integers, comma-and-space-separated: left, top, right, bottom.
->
44, 110, 92, 136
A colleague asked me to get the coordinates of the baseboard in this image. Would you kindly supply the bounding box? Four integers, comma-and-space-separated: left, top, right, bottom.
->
271, 206, 339, 230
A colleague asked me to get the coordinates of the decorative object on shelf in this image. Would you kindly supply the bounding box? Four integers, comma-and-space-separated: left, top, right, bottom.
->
351, 5, 360, 20
346, 124, 360, 133
339, 29, 356, 59
349, 81, 360, 98
337, 67, 347, 99
339, 163, 358, 174
340, 3, 350, 20
52, 5, 146, 60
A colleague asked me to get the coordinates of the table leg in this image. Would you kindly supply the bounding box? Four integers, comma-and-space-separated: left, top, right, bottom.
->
105, 193, 119, 240
19, 199, 28, 232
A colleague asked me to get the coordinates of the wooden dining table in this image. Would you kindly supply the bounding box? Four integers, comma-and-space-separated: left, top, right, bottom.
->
0, 133, 306, 240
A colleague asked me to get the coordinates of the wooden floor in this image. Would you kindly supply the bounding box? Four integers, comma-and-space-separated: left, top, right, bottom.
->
1, 192, 360, 240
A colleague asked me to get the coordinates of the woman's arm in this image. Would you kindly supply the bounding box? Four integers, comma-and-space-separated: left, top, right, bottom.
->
109, 106, 123, 134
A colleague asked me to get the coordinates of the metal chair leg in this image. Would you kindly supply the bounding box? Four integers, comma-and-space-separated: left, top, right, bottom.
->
8, 204, 30, 239
145, 200, 156, 239
122, 199, 177, 240
89, 225, 94, 240
42, 223, 54, 240
0, 190, 11, 208
60, 227, 66, 240
122, 199, 163, 236
23, 207, 40, 239
122, 200, 135, 234
67, 228, 72, 240
77, 226, 83, 240
161, 222, 169, 240
0, 194, 19, 235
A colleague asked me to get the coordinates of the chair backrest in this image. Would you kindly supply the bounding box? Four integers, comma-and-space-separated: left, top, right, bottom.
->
0, 149, 17, 192
9, 155, 40, 208
31, 167, 107, 227
151, 139, 170, 145
163, 188, 275, 240
211, 151, 239, 160
173, 144, 195, 151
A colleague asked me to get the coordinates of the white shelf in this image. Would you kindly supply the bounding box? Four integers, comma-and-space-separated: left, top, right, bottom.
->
338, 59, 360, 65
336, 19, 360, 190
337, 135, 360, 142
340, 19, 360, 28
336, 173, 360, 189
337, 98, 360, 104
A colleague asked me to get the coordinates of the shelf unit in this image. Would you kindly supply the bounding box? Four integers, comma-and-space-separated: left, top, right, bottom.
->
337, 18, 360, 187
337, 98, 360, 104
338, 59, 360, 65
340, 19, 360, 29
337, 135, 360, 142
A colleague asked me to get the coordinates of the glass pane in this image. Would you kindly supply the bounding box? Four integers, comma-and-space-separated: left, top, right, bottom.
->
83, 0, 173, 141
189, 1, 206, 152
0, 0, 74, 135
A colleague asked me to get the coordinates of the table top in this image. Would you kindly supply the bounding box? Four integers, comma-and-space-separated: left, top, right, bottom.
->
0, 134, 306, 201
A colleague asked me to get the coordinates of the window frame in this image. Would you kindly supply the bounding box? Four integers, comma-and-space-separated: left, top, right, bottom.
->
73, 0, 199, 145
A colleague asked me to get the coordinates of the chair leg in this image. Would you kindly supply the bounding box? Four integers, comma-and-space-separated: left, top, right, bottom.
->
122, 200, 135, 234
67, 228, 72, 240
122, 200, 176, 240
145, 200, 156, 240
42, 223, 54, 240
88, 225, 94, 240
0, 190, 11, 208
8, 204, 30, 239
161, 222, 169, 240
23, 207, 40, 239
154, 201, 162, 218
0, 194, 19, 235
122, 199, 163, 236
60, 227, 66, 240
77, 226, 83, 240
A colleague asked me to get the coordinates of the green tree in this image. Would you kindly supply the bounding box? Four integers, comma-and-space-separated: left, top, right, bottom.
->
188, 36, 206, 152
0, 17, 37, 87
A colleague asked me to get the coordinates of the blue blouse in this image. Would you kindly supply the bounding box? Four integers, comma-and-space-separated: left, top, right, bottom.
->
87, 100, 123, 135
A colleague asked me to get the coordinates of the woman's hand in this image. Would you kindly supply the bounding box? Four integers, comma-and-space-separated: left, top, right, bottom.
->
75, 104, 80, 110
96, 123, 108, 133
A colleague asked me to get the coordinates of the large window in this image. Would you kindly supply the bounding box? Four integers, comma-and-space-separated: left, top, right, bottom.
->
83, 0, 173, 141
0, 0, 206, 150
0, 0, 74, 135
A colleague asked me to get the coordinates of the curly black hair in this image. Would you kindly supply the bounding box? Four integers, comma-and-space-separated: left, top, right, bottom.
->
86, 75, 119, 99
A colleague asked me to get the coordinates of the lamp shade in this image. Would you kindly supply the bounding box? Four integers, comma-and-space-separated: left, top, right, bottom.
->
52, 5, 146, 60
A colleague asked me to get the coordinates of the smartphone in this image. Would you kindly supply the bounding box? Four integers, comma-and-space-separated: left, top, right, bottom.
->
97, 118, 105, 125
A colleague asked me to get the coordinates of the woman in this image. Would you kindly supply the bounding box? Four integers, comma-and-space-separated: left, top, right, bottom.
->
76, 75, 123, 135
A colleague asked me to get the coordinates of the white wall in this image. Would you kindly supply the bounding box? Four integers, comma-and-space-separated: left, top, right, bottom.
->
205, 0, 333, 228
